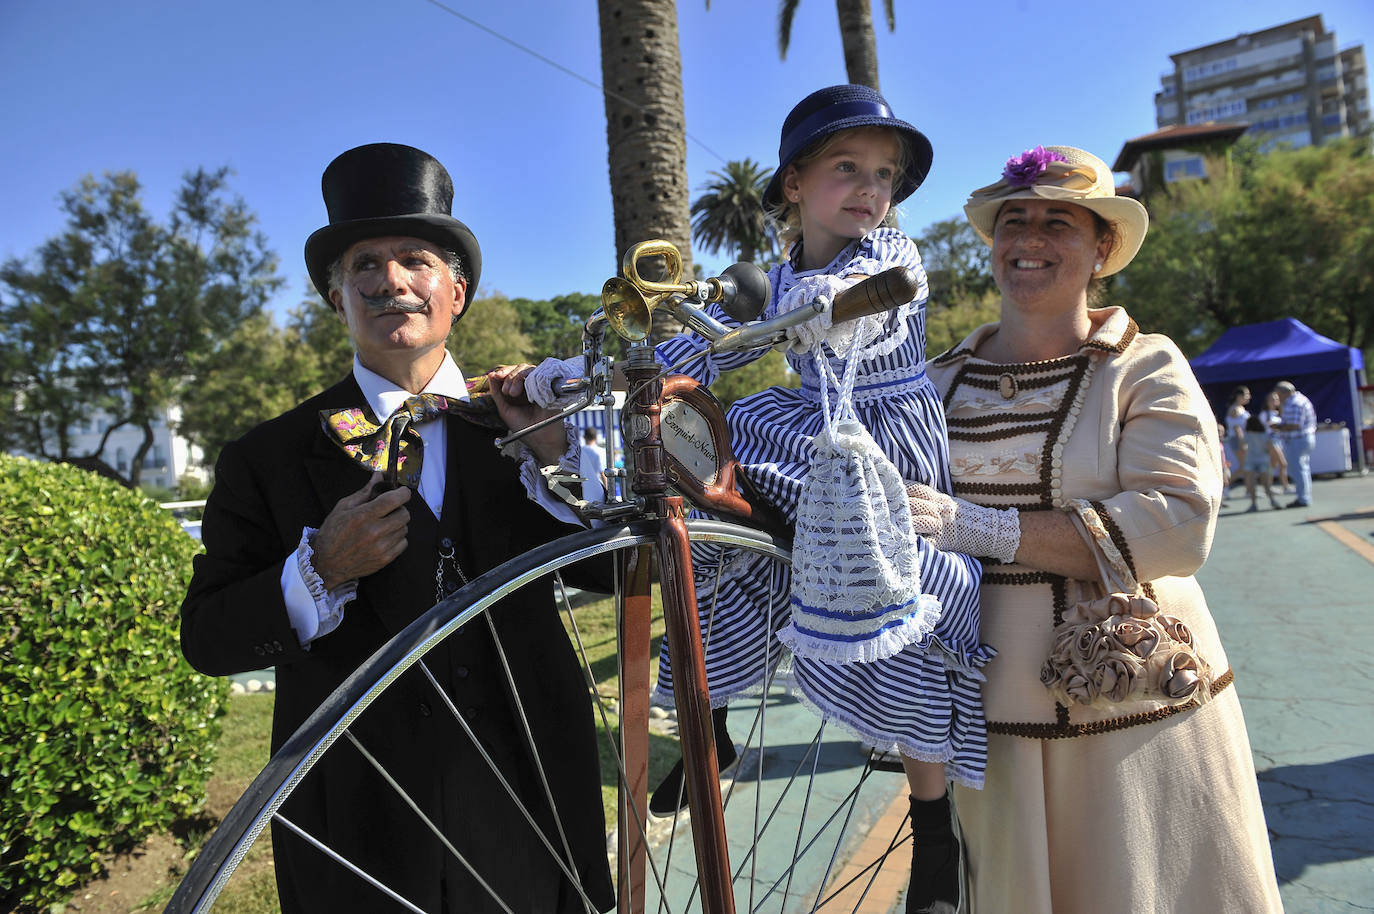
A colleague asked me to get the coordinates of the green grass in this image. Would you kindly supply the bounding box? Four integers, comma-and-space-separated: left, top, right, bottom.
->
558, 590, 681, 825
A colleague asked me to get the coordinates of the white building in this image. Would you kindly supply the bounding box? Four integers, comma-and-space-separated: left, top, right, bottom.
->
11, 400, 207, 491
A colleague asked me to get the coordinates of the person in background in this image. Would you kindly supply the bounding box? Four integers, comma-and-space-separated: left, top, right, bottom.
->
1241, 411, 1282, 511
1223, 385, 1251, 488
580, 426, 607, 502
180, 143, 613, 914
1273, 379, 1317, 508
912, 145, 1281, 913
1259, 389, 1292, 494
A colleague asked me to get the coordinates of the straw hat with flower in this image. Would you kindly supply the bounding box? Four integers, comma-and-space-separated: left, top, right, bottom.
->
963, 145, 1148, 276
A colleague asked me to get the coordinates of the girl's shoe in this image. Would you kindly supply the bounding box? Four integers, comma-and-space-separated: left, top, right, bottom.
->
1246, 503, 1259, 513
907, 795, 960, 914
648, 706, 737, 817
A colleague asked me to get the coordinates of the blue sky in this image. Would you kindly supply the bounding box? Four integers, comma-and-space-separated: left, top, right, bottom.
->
2, 1, 1371, 318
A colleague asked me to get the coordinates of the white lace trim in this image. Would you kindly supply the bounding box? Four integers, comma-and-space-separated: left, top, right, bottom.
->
297, 527, 357, 639
778, 593, 942, 664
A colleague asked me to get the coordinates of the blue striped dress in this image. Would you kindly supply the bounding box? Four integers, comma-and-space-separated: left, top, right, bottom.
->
651, 228, 992, 787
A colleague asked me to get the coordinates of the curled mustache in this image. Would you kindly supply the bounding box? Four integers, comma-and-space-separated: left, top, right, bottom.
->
359, 289, 432, 314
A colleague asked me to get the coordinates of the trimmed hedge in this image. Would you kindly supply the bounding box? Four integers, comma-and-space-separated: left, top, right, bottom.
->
0, 454, 227, 911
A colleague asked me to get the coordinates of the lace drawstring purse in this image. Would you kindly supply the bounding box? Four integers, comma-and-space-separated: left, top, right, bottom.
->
775, 280, 941, 664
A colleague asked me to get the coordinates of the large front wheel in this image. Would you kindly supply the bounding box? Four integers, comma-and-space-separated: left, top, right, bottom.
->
166, 520, 912, 914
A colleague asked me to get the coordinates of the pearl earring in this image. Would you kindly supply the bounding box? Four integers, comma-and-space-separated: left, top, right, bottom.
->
1093, 263, 1102, 273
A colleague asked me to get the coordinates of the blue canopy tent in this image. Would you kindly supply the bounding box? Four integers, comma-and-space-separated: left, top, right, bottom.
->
1190, 318, 1366, 472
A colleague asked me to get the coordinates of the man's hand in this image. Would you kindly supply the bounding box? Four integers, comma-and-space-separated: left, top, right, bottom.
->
311, 473, 412, 589
487, 364, 569, 465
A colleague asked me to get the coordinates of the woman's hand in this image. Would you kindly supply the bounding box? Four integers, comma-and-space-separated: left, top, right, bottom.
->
905, 482, 1021, 563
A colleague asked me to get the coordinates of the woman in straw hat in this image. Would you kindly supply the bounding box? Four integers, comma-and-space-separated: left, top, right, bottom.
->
908, 146, 1282, 912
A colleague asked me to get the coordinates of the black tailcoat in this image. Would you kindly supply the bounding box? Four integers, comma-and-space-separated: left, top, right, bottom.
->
181, 374, 614, 913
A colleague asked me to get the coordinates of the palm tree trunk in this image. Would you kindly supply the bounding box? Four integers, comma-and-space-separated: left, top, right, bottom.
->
597, 0, 694, 340
835, 0, 880, 90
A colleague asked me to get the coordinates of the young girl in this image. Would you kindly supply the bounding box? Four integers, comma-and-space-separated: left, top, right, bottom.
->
1242, 411, 1282, 511
649, 85, 988, 914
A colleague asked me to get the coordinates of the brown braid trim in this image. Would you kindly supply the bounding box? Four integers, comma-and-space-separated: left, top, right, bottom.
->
1082, 317, 1138, 353
959, 371, 1075, 393
1089, 499, 1138, 579
946, 409, 1058, 429
948, 421, 1056, 443
988, 668, 1235, 740
954, 481, 1043, 497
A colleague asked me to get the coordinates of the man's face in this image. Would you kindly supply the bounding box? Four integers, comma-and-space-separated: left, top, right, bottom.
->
329, 236, 466, 374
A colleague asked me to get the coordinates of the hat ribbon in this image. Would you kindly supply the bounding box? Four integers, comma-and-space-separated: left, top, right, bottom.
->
780, 99, 897, 163
966, 161, 1101, 205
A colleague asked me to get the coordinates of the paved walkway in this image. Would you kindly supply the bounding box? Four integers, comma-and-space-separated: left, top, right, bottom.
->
739, 471, 1374, 913
1206, 472, 1374, 913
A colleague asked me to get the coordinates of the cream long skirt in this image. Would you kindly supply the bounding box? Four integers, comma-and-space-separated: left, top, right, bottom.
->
952, 689, 1283, 914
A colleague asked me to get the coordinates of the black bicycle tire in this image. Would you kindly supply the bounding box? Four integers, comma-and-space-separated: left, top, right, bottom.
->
165, 518, 791, 913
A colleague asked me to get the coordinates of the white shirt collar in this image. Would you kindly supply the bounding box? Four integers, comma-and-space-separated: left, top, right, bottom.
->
352, 352, 470, 421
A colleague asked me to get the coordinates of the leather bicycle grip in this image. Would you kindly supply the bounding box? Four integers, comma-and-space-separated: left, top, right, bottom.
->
829, 266, 920, 324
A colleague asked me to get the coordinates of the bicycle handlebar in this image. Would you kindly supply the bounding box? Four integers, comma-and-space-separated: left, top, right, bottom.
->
707, 265, 918, 353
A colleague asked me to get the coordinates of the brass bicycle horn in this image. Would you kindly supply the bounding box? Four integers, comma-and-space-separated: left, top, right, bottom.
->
600, 240, 686, 341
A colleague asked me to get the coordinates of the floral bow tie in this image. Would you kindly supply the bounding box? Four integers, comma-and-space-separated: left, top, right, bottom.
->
320, 393, 462, 488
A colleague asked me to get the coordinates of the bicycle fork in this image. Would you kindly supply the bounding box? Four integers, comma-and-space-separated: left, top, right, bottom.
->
618, 346, 735, 914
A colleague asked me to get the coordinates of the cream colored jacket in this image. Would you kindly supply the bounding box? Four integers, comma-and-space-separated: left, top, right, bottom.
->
927, 308, 1233, 734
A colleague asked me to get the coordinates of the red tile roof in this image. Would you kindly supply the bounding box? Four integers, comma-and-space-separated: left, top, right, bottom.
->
1113, 122, 1251, 171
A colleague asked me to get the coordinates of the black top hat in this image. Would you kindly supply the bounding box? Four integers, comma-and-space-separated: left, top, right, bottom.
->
762, 85, 933, 210
304, 143, 482, 302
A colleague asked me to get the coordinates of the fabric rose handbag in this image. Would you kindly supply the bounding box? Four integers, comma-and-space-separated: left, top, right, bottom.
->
1040, 590, 1214, 708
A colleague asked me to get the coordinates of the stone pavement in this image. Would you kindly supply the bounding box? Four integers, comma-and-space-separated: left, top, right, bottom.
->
1205, 471, 1374, 913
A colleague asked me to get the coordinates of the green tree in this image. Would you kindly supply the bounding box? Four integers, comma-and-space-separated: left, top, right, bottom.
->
597, 0, 695, 341
916, 217, 994, 305
779, 0, 894, 89
0, 169, 281, 484
1116, 138, 1374, 355
925, 289, 1001, 358
691, 159, 777, 265
511, 291, 604, 359
448, 291, 535, 372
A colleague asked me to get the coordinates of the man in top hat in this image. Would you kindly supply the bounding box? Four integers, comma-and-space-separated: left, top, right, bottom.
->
180, 143, 614, 913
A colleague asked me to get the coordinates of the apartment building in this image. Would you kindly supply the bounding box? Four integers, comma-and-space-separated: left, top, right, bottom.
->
1154, 15, 1370, 153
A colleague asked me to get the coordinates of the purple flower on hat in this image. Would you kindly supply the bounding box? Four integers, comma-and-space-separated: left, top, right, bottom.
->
1002, 146, 1068, 188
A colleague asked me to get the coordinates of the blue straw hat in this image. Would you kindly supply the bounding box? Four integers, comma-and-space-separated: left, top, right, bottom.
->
762, 85, 933, 210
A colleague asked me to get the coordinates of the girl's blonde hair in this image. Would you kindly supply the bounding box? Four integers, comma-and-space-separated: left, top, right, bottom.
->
765, 126, 911, 253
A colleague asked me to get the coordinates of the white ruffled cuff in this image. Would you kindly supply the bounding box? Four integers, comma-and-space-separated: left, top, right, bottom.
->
511, 421, 584, 525
295, 527, 358, 642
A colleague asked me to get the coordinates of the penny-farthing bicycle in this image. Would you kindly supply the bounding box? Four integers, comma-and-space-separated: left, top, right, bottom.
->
167, 241, 922, 914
